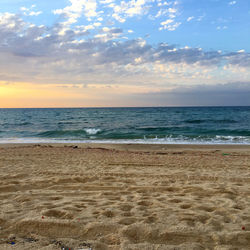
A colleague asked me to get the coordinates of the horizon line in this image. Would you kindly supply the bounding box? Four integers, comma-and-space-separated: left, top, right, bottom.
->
1, 105, 250, 109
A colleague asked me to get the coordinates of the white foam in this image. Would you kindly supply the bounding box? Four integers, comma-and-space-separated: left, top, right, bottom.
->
84, 128, 101, 135
0, 136, 250, 145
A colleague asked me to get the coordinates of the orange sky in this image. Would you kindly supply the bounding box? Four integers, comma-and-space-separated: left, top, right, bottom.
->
0, 82, 160, 108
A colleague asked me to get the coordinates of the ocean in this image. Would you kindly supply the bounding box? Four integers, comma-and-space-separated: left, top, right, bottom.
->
0, 107, 250, 144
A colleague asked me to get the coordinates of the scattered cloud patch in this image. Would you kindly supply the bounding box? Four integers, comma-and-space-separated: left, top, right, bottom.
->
159, 20, 181, 31
156, 1, 181, 31
109, 0, 150, 24
20, 5, 42, 17
53, 0, 98, 27
216, 26, 228, 30
197, 14, 205, 22
229, 1, 236, 5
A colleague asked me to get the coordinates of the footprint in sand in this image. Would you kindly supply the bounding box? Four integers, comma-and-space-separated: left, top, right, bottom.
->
119, 204, 133, 212
137, 200, 152, 206
197, 205, 215, 213
101, 209, 116, 218
44, 209, 74, 219
118, 217, 137, 225
180, 204, 192, 209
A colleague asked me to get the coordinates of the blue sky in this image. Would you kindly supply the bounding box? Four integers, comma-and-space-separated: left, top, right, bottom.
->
0, 0, 250, 107
1, 0, 249, 51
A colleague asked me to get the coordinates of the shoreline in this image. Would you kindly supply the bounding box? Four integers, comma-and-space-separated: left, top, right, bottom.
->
1, 142, 250, 151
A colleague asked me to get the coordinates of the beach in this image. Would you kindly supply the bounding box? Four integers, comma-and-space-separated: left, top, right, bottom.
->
0, 143, 250, 249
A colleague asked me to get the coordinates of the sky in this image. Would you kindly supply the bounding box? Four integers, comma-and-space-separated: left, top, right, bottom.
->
0, 0, 250, 107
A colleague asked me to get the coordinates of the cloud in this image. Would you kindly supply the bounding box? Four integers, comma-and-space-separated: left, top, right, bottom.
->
216, 26, 227, 30
53, 0, 98, 27
95, 27, 123, 41
155, 9, 169, 18
0, 11, 250, 93
187, 16, 194, 22
0, 12, 24, 31
51, 0, 180, 32
229, 1, 236, 5
132, 82, 250, 106
159, 20, 181, 31
28, 11, 42, 16
110, 0, 150, 23
20, 5, 42, 16
156, 2, 181, 31
197, 14, 205, 22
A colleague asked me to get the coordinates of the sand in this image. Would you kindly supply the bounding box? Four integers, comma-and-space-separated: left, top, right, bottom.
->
0, 143, 250, 250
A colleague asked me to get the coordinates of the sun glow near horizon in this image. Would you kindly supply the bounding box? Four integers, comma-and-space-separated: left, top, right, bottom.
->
0, 82, 164, 108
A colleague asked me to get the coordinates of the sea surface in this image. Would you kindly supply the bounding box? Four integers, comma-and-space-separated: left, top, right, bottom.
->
0, 107, 250, 144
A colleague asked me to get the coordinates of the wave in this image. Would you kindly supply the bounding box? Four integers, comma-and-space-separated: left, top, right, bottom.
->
184, 119, 237, 124
137, 126, 173, 132
1, 122, 33, 126
37, 128, 102, 138
0, 134, 250, 145
57, 121, 76, 125
84, 128, 101, 135
206, 129, 250, 136
136, 126, 250, 136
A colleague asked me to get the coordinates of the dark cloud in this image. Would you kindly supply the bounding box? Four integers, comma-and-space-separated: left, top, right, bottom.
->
109, 28, 123, 34
225, 52, 250, 67
132, 82, 250, 106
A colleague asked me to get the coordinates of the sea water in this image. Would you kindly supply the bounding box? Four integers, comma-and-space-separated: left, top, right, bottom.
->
0, 107, 250, 144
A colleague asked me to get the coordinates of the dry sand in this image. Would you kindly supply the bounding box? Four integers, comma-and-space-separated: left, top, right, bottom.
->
0, 143, 250, 250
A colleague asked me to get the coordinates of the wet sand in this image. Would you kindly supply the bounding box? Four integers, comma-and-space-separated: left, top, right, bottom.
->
0, 143, 250, 249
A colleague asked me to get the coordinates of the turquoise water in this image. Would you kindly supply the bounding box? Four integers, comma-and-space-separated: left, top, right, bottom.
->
0, 107, 250, 144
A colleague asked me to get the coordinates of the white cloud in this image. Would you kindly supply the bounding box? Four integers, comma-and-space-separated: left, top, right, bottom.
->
197, 14, 205, 21
159, 19, 181, 31
53, 0, 98, 26
187, 16, 194, 22
229, 1, 236, 5
0, 12, 24, 31
29, 11, 42, 16
168, 8, 177, 13
112, 13, 126, 23
158, 1, 172, 7
20, 5, 42, 17
100, 0, 114, 3
20, 7, 28, 11
155, 1, 180, 30
93, 22, 102, 27
161, 19, 173, 25
109, 0, 150, 23
102, 27, 110, 32
155, 9, 168, 18
216, 26, 228, 30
